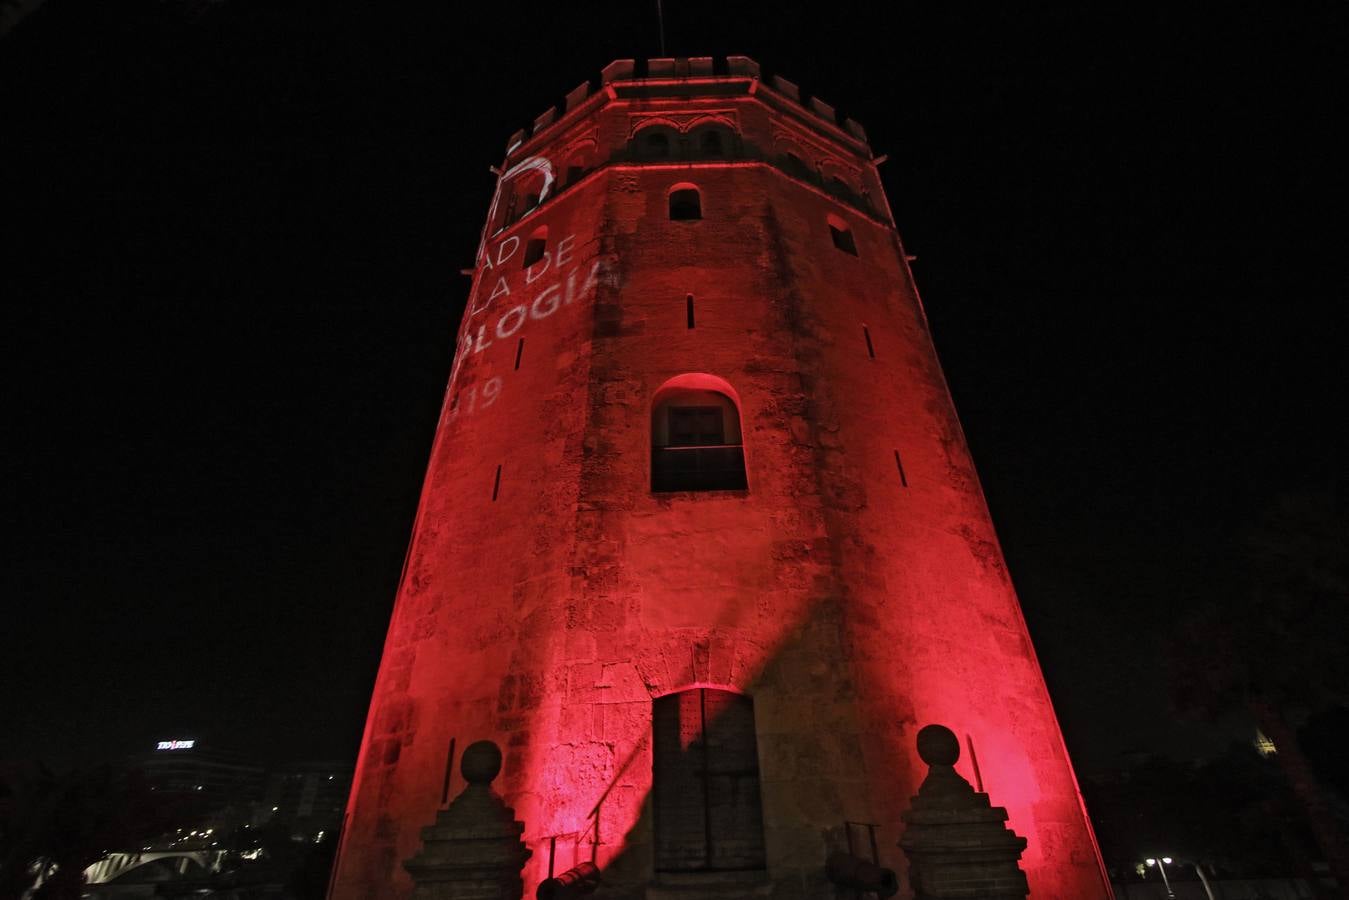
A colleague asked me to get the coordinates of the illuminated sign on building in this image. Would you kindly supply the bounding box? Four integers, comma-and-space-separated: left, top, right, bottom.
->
155, 739, 195, 750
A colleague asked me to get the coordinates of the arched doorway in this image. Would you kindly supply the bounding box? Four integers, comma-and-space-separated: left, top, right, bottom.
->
652, 689, 766, 873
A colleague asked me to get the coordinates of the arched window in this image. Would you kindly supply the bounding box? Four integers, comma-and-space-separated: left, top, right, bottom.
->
653, 689, 765, 872
638, 127, 674, 160
828, 175, 853, 199
504, 170, 547, 225
652, 374, 746, 492
827, 213, 857, 255
522, 226, 547, 269
782, 150, 811, 179
668, 184, 702, 221
692, 124, 732, 158
562, 147, 592, 189
564, 161, 585, 188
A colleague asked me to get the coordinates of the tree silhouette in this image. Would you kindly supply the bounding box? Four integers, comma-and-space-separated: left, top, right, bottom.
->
1084, 746, 1314, 885
1165, 485, 1349, 893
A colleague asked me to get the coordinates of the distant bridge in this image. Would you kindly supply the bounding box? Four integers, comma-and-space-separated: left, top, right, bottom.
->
83, 849, 227, 885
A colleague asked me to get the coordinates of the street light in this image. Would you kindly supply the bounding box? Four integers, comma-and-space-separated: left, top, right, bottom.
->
1147, 857, 1217, 900
1145, 857, 1175, 899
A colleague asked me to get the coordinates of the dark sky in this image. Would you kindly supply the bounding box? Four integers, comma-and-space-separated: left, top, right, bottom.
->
2, 2, 1344, 774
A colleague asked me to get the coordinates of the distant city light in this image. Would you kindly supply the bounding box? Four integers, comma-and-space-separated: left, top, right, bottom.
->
155, 739, 195, 750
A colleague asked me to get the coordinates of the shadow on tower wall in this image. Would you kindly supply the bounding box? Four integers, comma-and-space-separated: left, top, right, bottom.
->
517, 593, 921, 900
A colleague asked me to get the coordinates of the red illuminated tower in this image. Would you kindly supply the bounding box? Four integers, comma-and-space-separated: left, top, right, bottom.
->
330, 57, 1111, 900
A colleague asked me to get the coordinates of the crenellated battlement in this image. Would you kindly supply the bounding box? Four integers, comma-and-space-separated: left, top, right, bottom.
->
502, 56, 871, 161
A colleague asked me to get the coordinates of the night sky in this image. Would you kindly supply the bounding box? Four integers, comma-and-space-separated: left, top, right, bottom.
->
3, 2, 1344, 774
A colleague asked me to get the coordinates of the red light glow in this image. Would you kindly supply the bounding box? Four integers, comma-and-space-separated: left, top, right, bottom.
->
330, 59, 1112, 900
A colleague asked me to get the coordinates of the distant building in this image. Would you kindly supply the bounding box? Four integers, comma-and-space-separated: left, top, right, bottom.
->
130, 738, 266, 846
262, 760, 352, 842
125, 739, 353, 847
82, 743, 352, 893
134, 738, 265, 806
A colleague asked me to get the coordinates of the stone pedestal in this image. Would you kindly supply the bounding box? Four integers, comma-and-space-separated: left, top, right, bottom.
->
898, 725, 1029, 900
403, 741, 532, 900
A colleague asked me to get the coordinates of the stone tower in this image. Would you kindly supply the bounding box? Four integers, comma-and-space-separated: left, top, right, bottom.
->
330, 57, 1111, 900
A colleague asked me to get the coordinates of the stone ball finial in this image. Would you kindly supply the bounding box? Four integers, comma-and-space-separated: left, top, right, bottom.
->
461, 740, 503, 785
916, 724, 960, 767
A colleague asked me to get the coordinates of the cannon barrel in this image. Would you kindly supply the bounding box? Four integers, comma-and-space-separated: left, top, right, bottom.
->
537, 861, 601, 900
826, 851, 899, 898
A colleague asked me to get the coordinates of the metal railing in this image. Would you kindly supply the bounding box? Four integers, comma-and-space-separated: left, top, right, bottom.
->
652, 444, 747, 493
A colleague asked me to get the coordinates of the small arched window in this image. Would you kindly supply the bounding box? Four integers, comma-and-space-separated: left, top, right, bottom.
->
562, 147, 592, 189
652, 374, 746, 492
828, 176, 853, 199
668, 184, 702, 221
828, 214, 857, 255
782, 151, 810, 178
641, 129, 673, 159
522, 226, 547, 269
505, 170, 547, 225
691, 125, 732, 158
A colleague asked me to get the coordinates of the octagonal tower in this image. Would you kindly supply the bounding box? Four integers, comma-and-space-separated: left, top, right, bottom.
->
330, 57, 1111, 900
